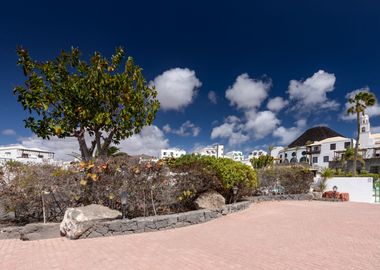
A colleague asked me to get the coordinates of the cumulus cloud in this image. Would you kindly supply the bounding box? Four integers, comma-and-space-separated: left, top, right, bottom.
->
225, 73, 271, 110
273, 119, 307, 145
208, 91, 217, 104
19, 135, 80, 161
211, 116, 249, 145
118, 125, 169, 157
163, 121, 201, 137
341, 87, 380, 120
267, 97, 289, 112
287, 70, 339, 112
245, 110, 280, 139
18, 125, 169, 160
150, 68, 202, 110
1, 129, 16, 136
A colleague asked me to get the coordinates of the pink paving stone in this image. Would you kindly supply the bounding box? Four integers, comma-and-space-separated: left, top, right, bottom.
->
1, 200, 380, 270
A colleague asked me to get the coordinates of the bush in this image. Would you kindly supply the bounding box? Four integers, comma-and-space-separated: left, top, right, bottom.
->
258, 166, 314, 194
168, 155, 258, 201
250, 155, 274, 169
0, 155, 258, 224
0, 157, 203, 223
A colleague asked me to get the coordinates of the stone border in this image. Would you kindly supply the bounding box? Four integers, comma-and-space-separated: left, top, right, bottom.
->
78, 201, 251, 239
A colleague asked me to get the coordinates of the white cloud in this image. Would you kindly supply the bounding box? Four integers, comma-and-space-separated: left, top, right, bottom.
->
150, 68, 202, 110
273, 119, 307, 145
211, 116, 249, 145
1, 129, 16, 136
245, 110, 280, 139
341, 87, 380, 120
208, 91, 217, 104
118, 125, 169, 157
163, 121, 201, 137
267, 97, 289, 112
18, 125, 169, 160
19, 135, 80, 161
225, 73, 271, 110
287, 70, 339, 112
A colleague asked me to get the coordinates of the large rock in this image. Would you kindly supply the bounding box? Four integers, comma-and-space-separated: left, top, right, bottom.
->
194, 191, 225, 210
60, 204, 121, 239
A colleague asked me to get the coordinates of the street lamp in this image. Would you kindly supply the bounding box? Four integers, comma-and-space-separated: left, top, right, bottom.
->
120, 191, 128, 219
232, 186, 238, 203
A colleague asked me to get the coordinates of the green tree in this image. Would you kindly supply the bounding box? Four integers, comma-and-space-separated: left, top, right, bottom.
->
347, 91, 376, 176
250, 155, 274, 169
14, 47, 159, 161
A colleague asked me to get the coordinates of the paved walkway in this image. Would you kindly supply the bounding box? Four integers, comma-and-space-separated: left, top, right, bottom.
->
1, 201, 380, 269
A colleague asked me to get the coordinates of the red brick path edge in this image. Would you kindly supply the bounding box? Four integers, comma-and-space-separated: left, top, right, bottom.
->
1, 201, 380, 270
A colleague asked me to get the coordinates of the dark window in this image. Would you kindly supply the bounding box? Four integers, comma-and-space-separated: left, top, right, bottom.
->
38, 154, 44, 158
290, 157, 298, 163
344, 142, 350, 149
330, 144, 336, 150
285, 153, 288, 158
292, 152, 296, 157
279, 154, 282, 158
21, 153, 29, 158
313, 146, 319, 151
323, 156, 329, 162
362, 127, 366, 132
302, 151, 306, 155
312, 157, 318, 163
370, 166, 380, 174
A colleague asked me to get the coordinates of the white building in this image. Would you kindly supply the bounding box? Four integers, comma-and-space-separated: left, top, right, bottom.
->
194, 144, 224, 158
248, 149, 267, 160
0, 145, 55, 165
270, 146, 284, 158
160, 148, 186, 159
275, 126, 353, 170
358, 114, 380, 159
224, 151, 244, 161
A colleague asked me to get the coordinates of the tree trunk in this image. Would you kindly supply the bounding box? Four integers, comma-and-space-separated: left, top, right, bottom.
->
77, 134, 91, 162
353, 111, 360, 176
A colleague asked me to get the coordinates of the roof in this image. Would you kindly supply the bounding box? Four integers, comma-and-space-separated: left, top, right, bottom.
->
288, 126, 345, 148
309, 136, 349, 146
0, 145, 54, 154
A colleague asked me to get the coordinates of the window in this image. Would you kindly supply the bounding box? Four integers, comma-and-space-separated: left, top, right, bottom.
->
163, 152, 167, 155
330, 144, 336, 150
279, 154, 282, 158
285, 153, 288, 158
292, 152, 296, 157
344, 142, 350, 149
370, 166, 380, 174
302, 151, 306, 156
323, 156, 329, 162
312, 157, 318, 163
38, 154, 44, 158
362, 127, 366, 132
5, 152, 11, 155
21, 153, 29, 158
313, 146, 319, 151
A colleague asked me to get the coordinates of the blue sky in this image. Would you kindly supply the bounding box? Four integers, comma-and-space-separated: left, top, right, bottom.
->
1, 0, 380, 159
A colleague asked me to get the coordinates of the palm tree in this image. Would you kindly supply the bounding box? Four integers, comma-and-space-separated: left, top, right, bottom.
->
347, 91, 376, 176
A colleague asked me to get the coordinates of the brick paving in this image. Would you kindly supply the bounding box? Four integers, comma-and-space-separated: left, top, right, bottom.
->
1, 201, 380, 269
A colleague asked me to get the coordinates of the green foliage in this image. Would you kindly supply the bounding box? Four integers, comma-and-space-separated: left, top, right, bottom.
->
258, 166, 314, 194
250, 155, 274, 169
168, 154, 258, 199
14, 47, 160, 161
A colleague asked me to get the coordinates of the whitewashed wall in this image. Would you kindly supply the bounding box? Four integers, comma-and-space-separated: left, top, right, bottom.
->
326, 177, 374, 203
